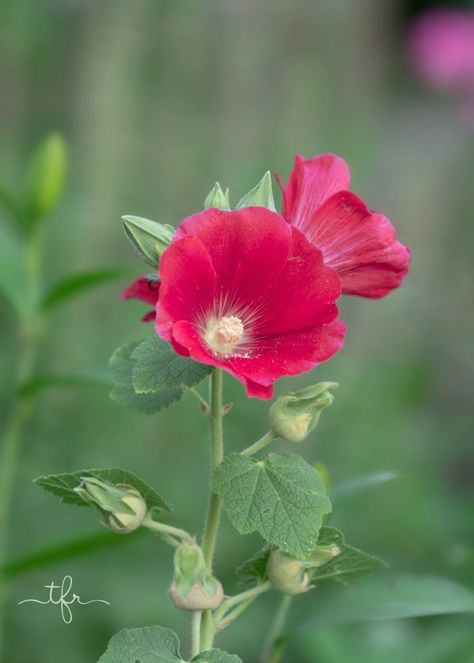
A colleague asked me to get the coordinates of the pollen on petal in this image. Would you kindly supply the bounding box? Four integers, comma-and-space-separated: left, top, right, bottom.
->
203, 315, 244, 357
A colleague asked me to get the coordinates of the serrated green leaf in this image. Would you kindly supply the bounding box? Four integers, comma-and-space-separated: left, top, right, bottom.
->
212, 453, 331, 559
110, 342, 183, 414
34, 467, 171, 514
42, 268, 129, 311
309, 527, 386, 586
286, 573, 474, 632
236, 546, 271, 585
235, 171, 276, 211
97, 625, 183, 663
331, 471, 399, 506
131, 336, 211, 394
192, 649, 242, 662
25, 133, 67, 224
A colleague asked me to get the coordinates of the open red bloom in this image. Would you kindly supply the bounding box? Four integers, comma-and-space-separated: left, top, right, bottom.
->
155, 207, 345, 399
120, 275, 160, 322
277, 154, 410, 298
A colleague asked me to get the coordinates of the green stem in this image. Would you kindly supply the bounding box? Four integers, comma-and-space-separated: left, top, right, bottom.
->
191, 610, 202, 658
185, 386, 210, 415
200, 368, 224, 651
214, 581, 272, 629
142, 516, 194, 547
261, 594, 292, 663
241, 431, 274, 457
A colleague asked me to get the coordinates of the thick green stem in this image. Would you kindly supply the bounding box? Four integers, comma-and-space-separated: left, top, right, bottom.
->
142, 516, 194, 547
214, 581, 272, 630
191, 611, 202, 658
200, 368, 224, 651
261, 594, 292, 663
241, 431, 274, 457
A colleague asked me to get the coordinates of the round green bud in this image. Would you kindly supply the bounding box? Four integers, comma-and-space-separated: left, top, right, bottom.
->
266, 549, 311, 595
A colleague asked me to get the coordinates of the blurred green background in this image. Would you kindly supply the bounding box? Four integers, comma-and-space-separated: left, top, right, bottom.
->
0, 1, 473, 662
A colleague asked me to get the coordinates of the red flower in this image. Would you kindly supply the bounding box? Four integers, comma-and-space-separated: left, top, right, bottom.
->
120, 275, 160, 322
277, 154, 410, 298
155, 207, 345, 399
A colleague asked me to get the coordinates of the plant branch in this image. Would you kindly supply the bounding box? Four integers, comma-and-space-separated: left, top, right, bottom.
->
260, 594, 292, 663
191, 611, 202, 658
185, 386, 210, 415
142, 516, 194, 547
214, 581, 272, 630
241, 431, 274, 457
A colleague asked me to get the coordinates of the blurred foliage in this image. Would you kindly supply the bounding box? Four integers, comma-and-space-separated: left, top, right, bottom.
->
0, 1, 473, 662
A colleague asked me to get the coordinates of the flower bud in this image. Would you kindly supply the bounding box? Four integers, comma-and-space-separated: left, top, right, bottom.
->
266, 549, 311, 595
309, 543, 341, 568
269, 382, 338, 443
236, 171, 276, 211
204, 182, 230, 210
74, 477, 147, 534
122, 215, 174, 267
26, 133, 67, 224
169, 541, 223, 611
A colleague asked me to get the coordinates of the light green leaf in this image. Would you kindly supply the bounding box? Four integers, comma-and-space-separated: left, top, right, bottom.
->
25, 133, 67, 223
331, 471, 399, 506
287, 574, 474, 632
236, 546, 271, 586
236, 171, 276, 211
19, 369, 111, 397
212, 453, 331, 559
131, 336, 211, 394
97, 626, 183, 663
122, 215, 174, 267
192, 650, 242, 662
42, 267, 128, 311
110, 342, 183, 414
309, 527, 386, 586
0, 216, 27, 316
34, 467, 171, 513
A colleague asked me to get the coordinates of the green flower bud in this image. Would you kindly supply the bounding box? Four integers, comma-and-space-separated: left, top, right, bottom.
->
204, 182, 230, 210
74, 477, 147, 534
308, 543, 341, 568
122, 215, 174, 267
266, 549, 311, 595
169, 541, 223, 611
269, 382, 338, 443
26, 133, 67, 225
236, 171, 276, 211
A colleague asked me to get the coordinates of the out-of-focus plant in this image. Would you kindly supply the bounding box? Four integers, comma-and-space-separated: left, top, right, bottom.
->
0, 134, 127, 658
33, 156, 474, 663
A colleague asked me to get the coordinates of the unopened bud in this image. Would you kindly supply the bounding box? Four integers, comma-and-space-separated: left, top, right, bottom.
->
269, 382, 338, 443
122, 215, 174, 267
74, 477, 147, 534
204, 182, 230, 210
266, 549, 311, 595
169, 541, 223, 611
235, 171, 276, 211
309, 543, 341, 568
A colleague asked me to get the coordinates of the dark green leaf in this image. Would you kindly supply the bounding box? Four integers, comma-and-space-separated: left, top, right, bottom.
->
287, 574, 474, 631
34, 467, 172, 513
97, 625, 182, 663
131, 336, 211, 394
42, 268, 129, 311
236, 546, 271, 585
331, 471, 399, 506
212, 453, 331, 559
309, 527, 386, 586
19, 369, 111, 397
192, 650, 242, 662
110, 342, 183, 414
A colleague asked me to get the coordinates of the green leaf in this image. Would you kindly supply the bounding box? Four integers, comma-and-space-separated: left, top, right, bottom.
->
34, 467, 171, 514
286, 573, 474, 632
19, 369, 112, 397
212, 453, 331, 559
236, 546, 271, 585
131, 336, 211, 394
97, 625, 183, 663
25, 133, 67, 223
331, 471, 400, 506
0, 216, 27, 316
236, 171, 276, 211
3, 530, 143, 578
192, 650, 242, 662
110, 342, 183, 414
309, 527, 386, 586
122, 215, 174, 267
42, 268, 128, 311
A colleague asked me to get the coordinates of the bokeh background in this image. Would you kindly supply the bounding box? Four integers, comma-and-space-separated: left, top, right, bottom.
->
1, 1, 473, 662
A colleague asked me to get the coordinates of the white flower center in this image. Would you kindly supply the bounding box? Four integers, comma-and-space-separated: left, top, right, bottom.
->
203, 315, 244, 357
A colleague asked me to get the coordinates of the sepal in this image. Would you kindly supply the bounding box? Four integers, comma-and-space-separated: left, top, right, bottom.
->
204, 182, 230, 210
122, 215, 174, 267
236, 171, 276, 211
168, 541, 223, 611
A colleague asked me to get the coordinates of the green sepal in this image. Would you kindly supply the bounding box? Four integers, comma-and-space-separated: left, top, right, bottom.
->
235, 171, 276, 211
122, 215, 174, 267
204, 182, 230, 210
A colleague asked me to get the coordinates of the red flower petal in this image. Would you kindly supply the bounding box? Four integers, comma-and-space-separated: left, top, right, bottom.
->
305, 191, 410, 298
121, 275, 160, 323
279, 154, 351, 235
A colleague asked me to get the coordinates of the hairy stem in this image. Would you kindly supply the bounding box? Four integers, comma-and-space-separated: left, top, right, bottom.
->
199, 368, 224, 652
191, 611, 202, 658
261, 594, 292, 663
142, 516, 194, 547
241, 431, 274, 457
214, 581, 272, 629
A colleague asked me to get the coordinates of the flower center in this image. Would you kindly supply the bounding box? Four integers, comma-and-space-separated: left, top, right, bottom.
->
203, 315, 245, 357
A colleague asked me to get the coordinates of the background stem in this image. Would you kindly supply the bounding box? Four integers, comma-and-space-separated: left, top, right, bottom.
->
261, 594, 292, 663
199, 368, 224, 652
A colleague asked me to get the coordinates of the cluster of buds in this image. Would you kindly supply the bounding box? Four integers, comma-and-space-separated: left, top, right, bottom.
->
169, 541, 223, 611
267, 542, 341, 595
269, 382, 338, 443
74, 477, 147, 534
